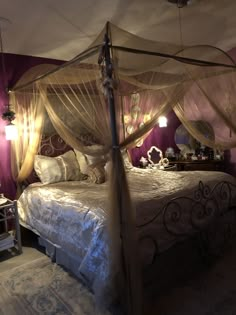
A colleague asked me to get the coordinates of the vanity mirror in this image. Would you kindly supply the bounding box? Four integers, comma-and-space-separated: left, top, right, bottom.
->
174, 120, 215, 159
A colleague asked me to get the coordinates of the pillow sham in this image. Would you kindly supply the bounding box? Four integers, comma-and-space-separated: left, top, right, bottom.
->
74, 150, 88, 174
34, 150, 87, 184
74, 145, 106, 175
87, 164, 106, 184
104, 150, 133, 179
85, 144, 107, 165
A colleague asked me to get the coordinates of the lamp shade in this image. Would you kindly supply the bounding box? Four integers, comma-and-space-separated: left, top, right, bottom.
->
5, 123, 18, 140
158, 116, 168, 128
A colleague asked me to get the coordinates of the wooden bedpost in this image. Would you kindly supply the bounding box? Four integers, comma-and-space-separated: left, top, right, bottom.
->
103, 22, 119, 147
100, 21, 142, 315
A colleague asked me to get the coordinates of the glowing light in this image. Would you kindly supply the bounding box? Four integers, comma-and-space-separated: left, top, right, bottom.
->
5, 123, 18, 140
143, 114, 151, 123
158, 116, 167, 128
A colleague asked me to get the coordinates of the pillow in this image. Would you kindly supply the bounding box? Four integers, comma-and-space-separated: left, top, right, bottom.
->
74, 150, 88, 174
122, 150, 133, 170
104, 150, 133, 180
84, 144, 107, 166
34, 150, 87, 184
87, 164, 106, 184
74, 145, 106, 175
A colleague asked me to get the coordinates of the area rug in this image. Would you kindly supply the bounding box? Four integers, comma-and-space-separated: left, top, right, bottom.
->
2, 246, 236, 315
0, 256, 111, 315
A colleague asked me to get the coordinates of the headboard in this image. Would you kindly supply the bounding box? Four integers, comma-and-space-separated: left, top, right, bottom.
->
39, 134, 72, 157
25, 134, 72, 186
24, 133, 102, 186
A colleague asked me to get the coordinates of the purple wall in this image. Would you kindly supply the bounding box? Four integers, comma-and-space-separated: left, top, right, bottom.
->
0, 53, 181, 198
1, 49, 236, 199
130, 111, 181, 166
0, 53, 64, 199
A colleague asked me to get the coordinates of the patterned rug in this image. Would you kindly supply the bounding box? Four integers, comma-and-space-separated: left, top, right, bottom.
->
0, 256, 111, 315
1, 246, 236, 315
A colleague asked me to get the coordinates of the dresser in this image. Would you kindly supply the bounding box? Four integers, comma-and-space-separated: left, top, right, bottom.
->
169, 160, 224, 172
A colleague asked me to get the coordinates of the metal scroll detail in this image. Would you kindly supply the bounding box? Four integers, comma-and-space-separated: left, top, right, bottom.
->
23, 134, 71, 186
163, 180, 233, 236
40, 134, 71, 157
137, 180, 236, 267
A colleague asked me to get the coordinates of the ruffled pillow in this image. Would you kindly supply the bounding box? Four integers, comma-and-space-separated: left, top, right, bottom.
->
34, 150, 87, 184
87, 164, 106, 184
74, 145, 107, 175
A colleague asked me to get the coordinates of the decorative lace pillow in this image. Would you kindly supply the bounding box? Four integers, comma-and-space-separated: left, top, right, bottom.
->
87, 164, 106, 184
34, 150, 87, 184
74, 145, 106, 175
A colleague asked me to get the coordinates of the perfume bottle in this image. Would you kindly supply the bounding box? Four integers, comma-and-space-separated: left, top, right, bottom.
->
139, 156, 148, 168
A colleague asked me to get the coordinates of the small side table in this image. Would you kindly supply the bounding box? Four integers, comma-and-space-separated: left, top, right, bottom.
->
0, 196, 22, 254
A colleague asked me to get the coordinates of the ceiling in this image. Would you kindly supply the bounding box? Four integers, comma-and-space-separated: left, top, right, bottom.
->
1, 0, 236, 61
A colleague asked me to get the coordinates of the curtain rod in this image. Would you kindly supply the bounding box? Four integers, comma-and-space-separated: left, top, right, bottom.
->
11, 45, 101, 92
111, 45, 236, 69
11, 43, 236, 93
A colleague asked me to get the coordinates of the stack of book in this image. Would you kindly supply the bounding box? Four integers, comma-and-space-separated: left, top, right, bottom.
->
0, 232, 14, 251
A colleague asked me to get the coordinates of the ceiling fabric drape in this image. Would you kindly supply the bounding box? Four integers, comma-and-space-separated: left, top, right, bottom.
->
9, 22, 236, 314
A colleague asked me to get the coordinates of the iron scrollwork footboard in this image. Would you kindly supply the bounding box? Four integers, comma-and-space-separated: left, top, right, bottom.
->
137, 180, 236, 268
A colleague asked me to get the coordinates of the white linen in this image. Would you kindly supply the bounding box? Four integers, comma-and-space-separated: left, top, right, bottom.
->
18, 168, 236, 304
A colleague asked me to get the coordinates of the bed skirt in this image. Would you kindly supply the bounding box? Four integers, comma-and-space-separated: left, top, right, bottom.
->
37, 236, 123, 314
38, 236, 94, 289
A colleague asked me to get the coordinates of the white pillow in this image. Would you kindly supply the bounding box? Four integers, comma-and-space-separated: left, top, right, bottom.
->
74, 150, 88, 174
85, 145, 106, 165
122, 150, 133, 170
34, 150, 86, 184
74, 145, 106, 175
104, 150, 133, 179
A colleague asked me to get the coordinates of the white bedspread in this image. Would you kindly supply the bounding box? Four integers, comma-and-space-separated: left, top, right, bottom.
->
18, 168, 236, 304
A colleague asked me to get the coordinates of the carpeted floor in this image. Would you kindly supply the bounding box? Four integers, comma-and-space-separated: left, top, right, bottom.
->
1, 242, 236, 315
146, 243, 236, 315
0, 255, 111, 315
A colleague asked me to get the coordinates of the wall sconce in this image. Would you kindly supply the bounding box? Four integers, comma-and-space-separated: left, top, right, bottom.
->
2, 105, 18, 140
5, 122, 18, 140
143, 113, 151, 123
158, 116, 168, 128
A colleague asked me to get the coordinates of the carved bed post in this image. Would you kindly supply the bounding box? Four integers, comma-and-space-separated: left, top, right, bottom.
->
99, 22, 142, 315
103, 23, 119, 150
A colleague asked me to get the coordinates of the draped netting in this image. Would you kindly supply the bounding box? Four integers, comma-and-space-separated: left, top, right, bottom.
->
9, 22, 236, 314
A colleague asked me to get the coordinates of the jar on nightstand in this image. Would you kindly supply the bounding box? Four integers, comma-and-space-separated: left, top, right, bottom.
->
165, 147, 175, 160
0, 195, 22, 254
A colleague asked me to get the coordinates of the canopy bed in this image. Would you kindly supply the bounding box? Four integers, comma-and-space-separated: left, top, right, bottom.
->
9, 22, 236, 315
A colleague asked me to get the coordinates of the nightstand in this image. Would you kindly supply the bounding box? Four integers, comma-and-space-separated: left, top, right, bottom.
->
169, 160, 224, 171
0, 196, 22, 254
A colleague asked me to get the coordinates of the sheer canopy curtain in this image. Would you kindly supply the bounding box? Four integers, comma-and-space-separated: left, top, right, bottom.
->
172, 45, 236, 150
9, 22, 236, 314
9, 41, 185, 315
10, 87, 46, 183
